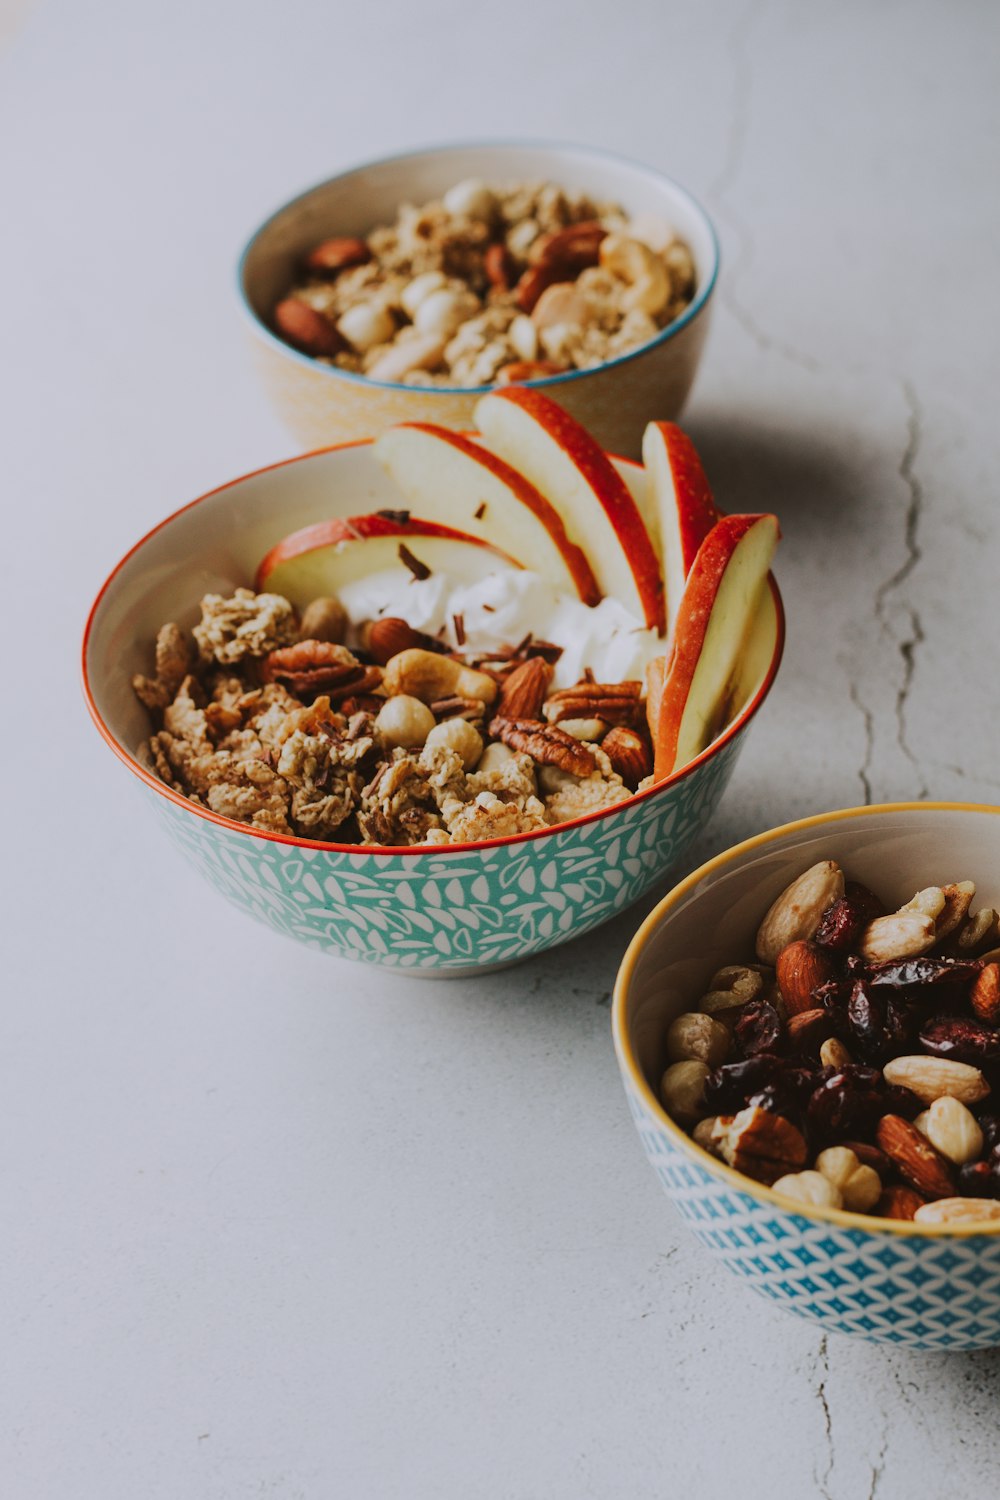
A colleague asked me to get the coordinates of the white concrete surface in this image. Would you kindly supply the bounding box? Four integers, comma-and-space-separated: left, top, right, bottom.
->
3, 1, 999, 1496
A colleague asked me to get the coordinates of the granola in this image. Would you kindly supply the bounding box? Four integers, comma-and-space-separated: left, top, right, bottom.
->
133, 586, 654, 847
272, 179, 697, 386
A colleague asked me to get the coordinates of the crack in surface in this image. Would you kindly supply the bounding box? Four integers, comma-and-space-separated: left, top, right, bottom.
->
866, 1427, 889, 1500
813, 1334, 835, 1500
874, 381, 929, 798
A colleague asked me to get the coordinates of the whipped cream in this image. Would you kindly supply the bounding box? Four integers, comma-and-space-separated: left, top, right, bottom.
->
337, 565, 664, 690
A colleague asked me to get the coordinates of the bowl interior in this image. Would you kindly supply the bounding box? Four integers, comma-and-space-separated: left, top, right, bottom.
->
622, 805, 1000, 1108
240, 142, 718, 345
85, 442, 779, 815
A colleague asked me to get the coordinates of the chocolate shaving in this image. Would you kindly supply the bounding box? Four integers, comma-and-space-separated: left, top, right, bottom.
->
482, 603, 495, 613
474, 502, 487, 520
378, 508, 411, 524
398, 543, 431, 580
453, 613, 466, 646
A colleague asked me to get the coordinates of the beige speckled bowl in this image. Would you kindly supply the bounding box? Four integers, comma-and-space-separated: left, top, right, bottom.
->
238, 142, 718, 458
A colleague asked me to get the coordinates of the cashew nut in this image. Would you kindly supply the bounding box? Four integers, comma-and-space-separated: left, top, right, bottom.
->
508, 314, 539, 362
382, 648, 497, 706
530, 282, 590, 331
599, 233, 671, 316
442, 178, 498, 222
414, 287, 480, 341
400, 271, 448, 319
366, 333, 445, 383
337, 301, 396, 352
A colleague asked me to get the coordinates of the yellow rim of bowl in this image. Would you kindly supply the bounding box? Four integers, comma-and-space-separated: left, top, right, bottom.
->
612, 800, 1000, 1237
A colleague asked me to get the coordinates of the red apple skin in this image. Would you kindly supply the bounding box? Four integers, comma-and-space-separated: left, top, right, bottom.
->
653, 513, 779, 780
254, 512, 520, 592
384, 423, 602, 606
645, 420, 718, 571
486, 386, 666, 634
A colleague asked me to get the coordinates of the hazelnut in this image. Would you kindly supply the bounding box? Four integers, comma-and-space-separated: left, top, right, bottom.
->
299, 596, 347, 644
772, 1170, 843, 1210
423, 718, 484, 771
814, 1147, 881, 1212
665, 1012, 730, 1068
375, 694, 435, 749
659, 1061, 710, 1124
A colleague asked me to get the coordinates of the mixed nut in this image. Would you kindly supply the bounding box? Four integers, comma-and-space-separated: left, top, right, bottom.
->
273, 178, 696, 386
133, 586, 657, 846
661, 859, 1000, 1227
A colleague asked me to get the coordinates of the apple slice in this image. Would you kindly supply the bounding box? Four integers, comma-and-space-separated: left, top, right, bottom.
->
255, 512, 522, 606
652, 514, 779, 780
475, 387, 666, 634
642, 421, 719, 633
374, 423, 601, 605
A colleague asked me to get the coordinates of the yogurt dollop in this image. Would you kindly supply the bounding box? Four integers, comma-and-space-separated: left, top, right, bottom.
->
337, 565, 664, 690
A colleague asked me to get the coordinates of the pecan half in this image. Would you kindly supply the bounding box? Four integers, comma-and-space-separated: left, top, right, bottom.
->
711, 1106, 808, 1185
496, 657, 553, 720
261, 640, 377, 699
544, 681, 643, 729
489, 716, 596, 777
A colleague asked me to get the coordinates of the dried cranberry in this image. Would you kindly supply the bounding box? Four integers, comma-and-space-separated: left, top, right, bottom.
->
847, 982, 894, 1063
747, 1063, 822, 1122
814, 882, 885, 951
865, 956, 982, 990
978, 1114, 1000, 1154
881, 1082, 925, 1120
957, 1159, 1000, 1199
735, 998, 784, 1058
704, 1056, 784, 1113
806, 1065, 885, 1142
919, 1014, 1000, 1066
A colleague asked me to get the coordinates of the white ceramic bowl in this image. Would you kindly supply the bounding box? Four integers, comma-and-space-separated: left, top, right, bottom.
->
613, 803, 1000, 1347
238, 141, 718, 457
83, 440, 782, 976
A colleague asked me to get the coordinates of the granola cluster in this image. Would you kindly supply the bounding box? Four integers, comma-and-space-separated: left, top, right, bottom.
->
272, 178, 696, 387
133, 587, 650, 847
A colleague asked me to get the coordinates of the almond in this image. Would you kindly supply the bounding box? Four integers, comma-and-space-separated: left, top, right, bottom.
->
496, 657, 553, 720
602, 725, 652, 788
775, 940, 835, 1015
882, 1054, 990, 1106
304, 236, 372, 274
786, 1007, 835, 1052
876, 1185, 927, 1221
273, 298, 345, 356
876, 1114, 955, 1200
970, 962, 1000, 1024
361, 617, 435, 666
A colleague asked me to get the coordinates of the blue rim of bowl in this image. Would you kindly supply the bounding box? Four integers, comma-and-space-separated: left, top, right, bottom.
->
235, 138, 720, 396
612, 800, 1000, 1237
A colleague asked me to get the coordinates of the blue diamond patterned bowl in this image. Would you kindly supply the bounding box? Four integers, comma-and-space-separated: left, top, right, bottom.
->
613, 803, 1000, 1348
82, 440, 783, 976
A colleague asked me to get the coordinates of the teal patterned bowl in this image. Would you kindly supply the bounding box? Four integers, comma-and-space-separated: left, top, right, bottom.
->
613, 803, 1000, 1348
82, 441, 782, 975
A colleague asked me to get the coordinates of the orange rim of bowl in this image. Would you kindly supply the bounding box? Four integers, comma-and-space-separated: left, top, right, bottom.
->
612, 800, 1000, 1237
81, 438, 784, 858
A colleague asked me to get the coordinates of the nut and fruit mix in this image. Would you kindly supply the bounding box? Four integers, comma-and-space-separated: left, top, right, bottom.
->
273, 178, 696, 386
133, 588, 654, 847
660, 860, 1000, 1227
